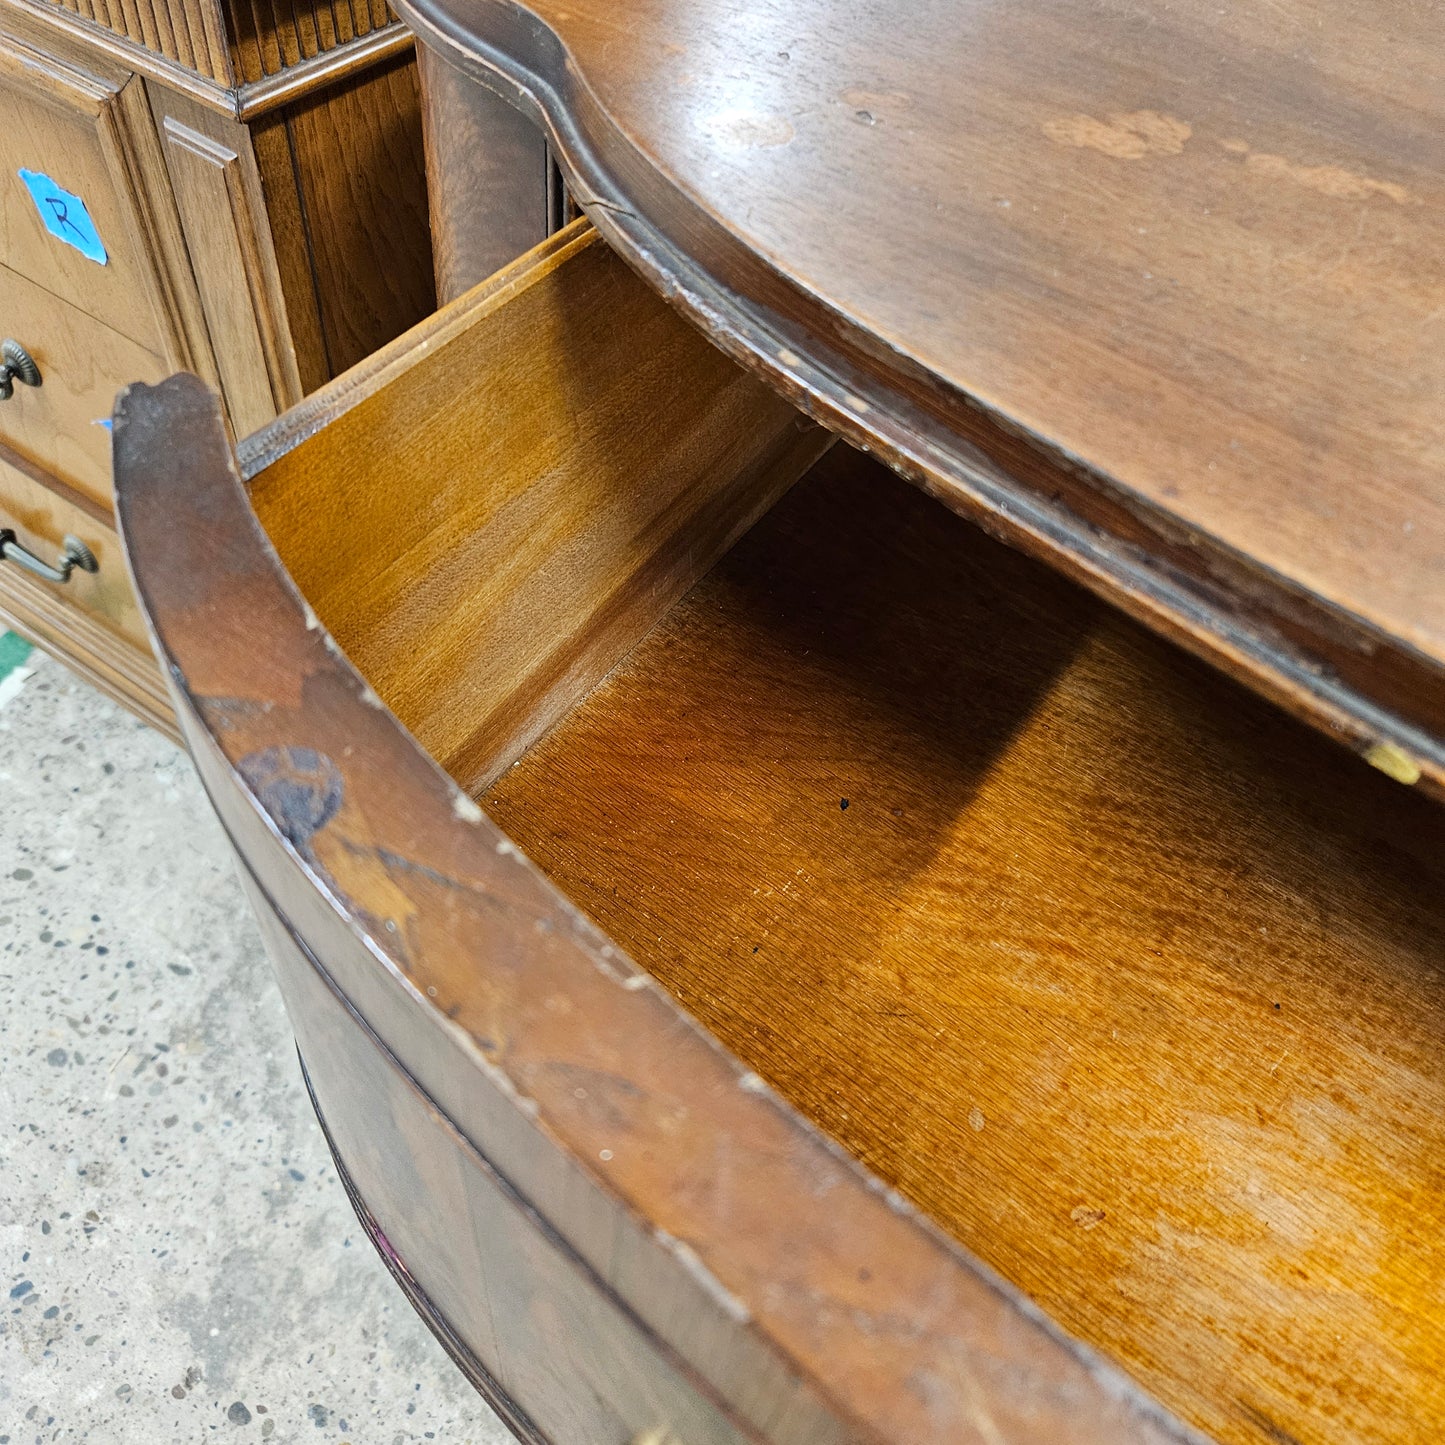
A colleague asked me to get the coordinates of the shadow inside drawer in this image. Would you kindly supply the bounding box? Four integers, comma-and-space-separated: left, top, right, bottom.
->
482, 442, 1445, 1445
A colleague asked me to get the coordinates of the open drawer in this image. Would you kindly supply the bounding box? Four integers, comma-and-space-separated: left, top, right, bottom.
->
113, 221, 1445, 1445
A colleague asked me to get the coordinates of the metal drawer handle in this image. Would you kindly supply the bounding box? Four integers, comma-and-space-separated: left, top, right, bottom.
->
0, 339, 41, 400
0, 529, 97, 584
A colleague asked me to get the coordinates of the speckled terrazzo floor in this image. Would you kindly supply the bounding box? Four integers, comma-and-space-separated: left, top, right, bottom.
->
0, 639, 511, 1445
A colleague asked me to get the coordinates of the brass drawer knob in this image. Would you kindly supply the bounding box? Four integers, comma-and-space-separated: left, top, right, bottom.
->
0, 529, 97, 585
0, 339, 41, 401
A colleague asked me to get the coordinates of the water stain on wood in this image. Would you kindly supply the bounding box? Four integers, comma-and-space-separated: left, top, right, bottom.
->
1219, 139, 1413, 204
1043, 110, 1191, 159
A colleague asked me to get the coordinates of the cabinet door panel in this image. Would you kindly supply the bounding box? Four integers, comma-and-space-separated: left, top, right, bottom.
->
0, 35, 168, 351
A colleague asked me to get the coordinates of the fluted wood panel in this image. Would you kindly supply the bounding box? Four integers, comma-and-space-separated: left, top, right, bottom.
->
48, 0, 230, 80
41, 0, 397, 84
227, 0, 393, 82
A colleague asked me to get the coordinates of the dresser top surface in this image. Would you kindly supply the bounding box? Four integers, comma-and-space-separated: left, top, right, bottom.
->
402, 0, 1445, 788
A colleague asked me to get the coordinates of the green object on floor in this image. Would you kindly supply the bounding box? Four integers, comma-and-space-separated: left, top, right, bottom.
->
0, 629, 34, 683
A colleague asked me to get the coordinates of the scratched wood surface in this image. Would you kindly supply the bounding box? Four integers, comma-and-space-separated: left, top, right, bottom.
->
483, 443, 1445, 1445
398, 0, 1445, 797
117, 370, 1202, 1445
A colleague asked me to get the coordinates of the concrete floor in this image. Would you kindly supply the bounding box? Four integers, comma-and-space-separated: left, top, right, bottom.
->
0, 637, 511, 1445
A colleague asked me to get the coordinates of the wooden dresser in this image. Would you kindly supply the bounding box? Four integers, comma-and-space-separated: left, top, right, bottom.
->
0, 0, 434, 731
111, 2, 1445, 1443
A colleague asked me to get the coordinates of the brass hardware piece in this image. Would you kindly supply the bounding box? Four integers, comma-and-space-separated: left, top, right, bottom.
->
0, 530, 98, 584
0, 339, 41, 400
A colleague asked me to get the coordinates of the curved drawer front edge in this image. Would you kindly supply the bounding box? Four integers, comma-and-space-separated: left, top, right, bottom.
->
237, 853, 753, 1445
111, 371, 1203, 1445
303, 1051, 546, 1444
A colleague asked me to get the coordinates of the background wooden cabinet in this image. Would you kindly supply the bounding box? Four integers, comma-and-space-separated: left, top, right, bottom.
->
0, 0, 434, 733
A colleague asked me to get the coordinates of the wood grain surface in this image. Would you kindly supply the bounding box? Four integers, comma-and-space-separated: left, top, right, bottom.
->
248, 222, 825, 794
264, 54, 434, 376
117, 365, 1203, 1445
396, 0, 1445, 797
418, 42, 550, 303
484, 443, 1445, 1445
50, 0, 232, 83
0, 33, 167, 348
8, 0, 415, 120
0, 9, 219, 381
226, 0, 392, 82
0, 262, 167, 506
0, 0, 433, 742
42, 0, 217, 80
32, 0, 395, 85
155, 89, 304, 432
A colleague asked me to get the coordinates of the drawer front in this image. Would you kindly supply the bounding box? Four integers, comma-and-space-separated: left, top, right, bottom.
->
111, 241, 1207, 1445
247, 883, 754, 1445
0, 37, 165, 351
0, 265, 167, 509
0, 452, 147, 654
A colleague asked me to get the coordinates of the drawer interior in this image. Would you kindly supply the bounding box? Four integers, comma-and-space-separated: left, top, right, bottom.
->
248, 225, 1445, 1445
248, 223, 827, 795
485, 443, 1445, 1445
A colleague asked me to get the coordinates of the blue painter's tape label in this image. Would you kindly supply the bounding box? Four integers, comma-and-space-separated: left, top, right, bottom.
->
18, 169, 108, 264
